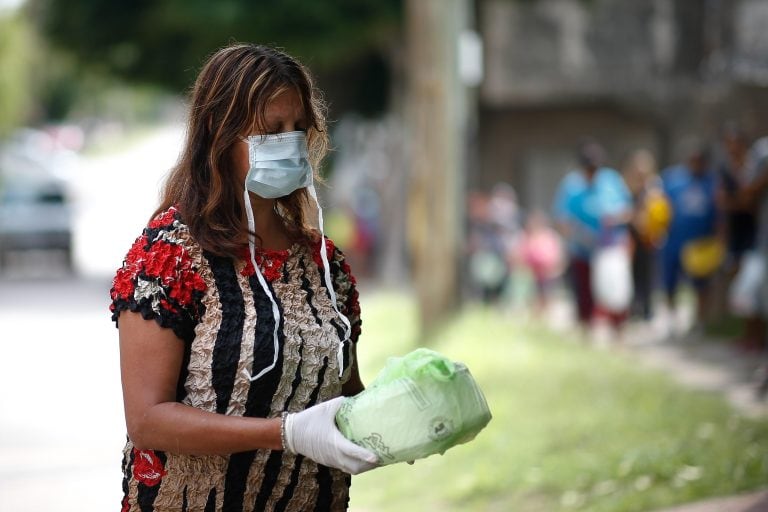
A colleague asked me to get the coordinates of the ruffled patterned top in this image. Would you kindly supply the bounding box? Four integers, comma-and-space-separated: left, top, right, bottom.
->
110, 206, 362, 512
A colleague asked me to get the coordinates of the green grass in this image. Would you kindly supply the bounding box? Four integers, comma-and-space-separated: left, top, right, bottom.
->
349, 291, 768, 512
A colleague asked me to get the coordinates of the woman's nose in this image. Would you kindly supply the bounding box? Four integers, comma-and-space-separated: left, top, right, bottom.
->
281, 121, 296, 133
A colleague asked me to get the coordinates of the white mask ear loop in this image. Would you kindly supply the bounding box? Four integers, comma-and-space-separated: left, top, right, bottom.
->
244, 188, 282, 382
307, 181, 352, 377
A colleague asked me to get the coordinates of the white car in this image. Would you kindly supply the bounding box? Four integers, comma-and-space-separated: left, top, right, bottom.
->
0, 134, 74, 271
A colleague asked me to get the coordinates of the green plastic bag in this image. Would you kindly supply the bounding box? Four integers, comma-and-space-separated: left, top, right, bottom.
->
335, 348, 492, 465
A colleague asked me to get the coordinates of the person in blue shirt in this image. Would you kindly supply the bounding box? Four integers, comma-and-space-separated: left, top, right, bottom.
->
553, 140, 632, 336
660, 140, 722, 334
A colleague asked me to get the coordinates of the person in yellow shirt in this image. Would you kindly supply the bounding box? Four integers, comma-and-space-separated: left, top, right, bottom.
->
622, 149, 670, 321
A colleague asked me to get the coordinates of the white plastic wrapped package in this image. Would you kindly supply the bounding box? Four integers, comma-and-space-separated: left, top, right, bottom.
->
591, 244, 633, 312
335, 348, 492, 466
728, 250, 765, 317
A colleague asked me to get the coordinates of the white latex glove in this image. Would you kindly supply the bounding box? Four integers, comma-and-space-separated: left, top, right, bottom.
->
283, 396, 379, 475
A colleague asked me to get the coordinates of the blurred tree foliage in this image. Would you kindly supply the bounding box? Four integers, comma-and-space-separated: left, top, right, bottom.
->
0, 13, 37, 136
27, 0, 402, 117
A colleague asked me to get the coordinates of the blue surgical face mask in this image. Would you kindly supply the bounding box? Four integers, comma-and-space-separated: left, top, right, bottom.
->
240, 130, 351, 383
243, 131, 312, 198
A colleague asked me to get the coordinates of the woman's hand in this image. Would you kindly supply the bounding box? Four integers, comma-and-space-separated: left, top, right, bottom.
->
283, 397, 378, 475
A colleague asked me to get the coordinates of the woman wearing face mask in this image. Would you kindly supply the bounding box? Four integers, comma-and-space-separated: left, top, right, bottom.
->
110, 44, 378, 512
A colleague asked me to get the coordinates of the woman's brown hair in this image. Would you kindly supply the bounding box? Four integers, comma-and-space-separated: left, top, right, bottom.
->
155, 43, 329, 258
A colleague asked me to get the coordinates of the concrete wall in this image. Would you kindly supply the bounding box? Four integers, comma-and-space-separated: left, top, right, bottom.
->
473, 0, 768, 212
474, 105, 657, 211
482, 0, 670, 107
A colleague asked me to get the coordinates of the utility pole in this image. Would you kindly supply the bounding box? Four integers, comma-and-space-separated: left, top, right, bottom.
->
405, 0, 474, 337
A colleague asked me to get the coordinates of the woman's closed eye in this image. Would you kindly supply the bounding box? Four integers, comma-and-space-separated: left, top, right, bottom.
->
263, 128, 305, 136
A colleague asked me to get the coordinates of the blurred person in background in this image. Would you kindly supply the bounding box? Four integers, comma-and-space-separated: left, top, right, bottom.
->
717, 124, 764, 352
489, 182, 522, 302
517, 209, 564, 316
553, 139, 633, 340
466, 187, 515, 305
742, 139, 768, 342
109, 44, 378, 512
350, 183, 381, 278
488, 181, 522, 254
718, 124, 756, 265
742, 137, 768, 395
622, 149, 671, 322
660, 138, 723, 337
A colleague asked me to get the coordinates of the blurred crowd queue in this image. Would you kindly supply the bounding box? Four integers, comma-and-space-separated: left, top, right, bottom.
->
465, 127, 768, 359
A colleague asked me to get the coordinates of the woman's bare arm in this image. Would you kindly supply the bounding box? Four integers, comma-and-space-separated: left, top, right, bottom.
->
118, 311, 282, 455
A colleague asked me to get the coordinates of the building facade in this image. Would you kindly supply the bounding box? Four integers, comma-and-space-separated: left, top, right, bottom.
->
475, 0, 768, 210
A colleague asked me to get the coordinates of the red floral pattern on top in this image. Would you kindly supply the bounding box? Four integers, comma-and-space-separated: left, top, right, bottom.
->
148, 208, 177, 229
109, 207, 207, 342
311, 237, 336, 268
132, 449, 167, 487
110, 234, 148, 304
110, 237, 206, 312
240, 246, 292, 282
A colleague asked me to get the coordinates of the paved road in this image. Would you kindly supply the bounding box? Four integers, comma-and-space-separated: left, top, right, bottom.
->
657, 489, 768, 512
0, 124, 184, 511
544, 292, 768, 418
0, 275, 125, 511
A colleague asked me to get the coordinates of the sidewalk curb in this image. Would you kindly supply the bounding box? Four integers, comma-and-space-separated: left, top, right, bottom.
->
544, 295, 768, 418
627, 330, 768, 419
541, 296, 768, 511
654, 489, 768, 512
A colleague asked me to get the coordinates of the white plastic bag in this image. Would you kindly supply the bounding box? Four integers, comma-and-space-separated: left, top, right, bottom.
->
728, 251, 765, 317
591, 244, 633, 312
